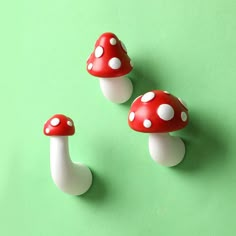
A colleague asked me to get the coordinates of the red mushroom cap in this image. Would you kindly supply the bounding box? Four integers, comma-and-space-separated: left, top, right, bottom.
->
43, 114, 75, 136
128, 90, 189, 133
86, 32, 133, 78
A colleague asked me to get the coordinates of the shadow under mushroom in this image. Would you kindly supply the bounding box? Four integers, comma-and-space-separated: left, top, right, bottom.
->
173, 110, 229, 172
78, 168, 108, 204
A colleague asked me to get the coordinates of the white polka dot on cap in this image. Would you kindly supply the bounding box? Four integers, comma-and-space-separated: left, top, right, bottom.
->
157, 104, 174, 121
108, 57, 121, 69
121, 41, 127, 52
50, 118, 60, 126
143, 119, 152, 128
141, 92, 155, 103
181, 112, 187, 122
129, 112, 135, 122
67, 120, 73, 126
45, 128, 50, 134
110, 38, 117, 45
87, 63, 93, 70
178, 98, 188, 109
94, 46, 104, 58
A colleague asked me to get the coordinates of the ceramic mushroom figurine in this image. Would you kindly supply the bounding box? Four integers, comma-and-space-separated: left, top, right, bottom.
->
128, 90, 189, 167
87, 32, 133, 104
43, 114, 92, 195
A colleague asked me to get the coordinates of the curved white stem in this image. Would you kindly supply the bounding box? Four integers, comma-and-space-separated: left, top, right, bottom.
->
148, 133, 185, 167
99, 76, 133, 103
50, 136, 92, 195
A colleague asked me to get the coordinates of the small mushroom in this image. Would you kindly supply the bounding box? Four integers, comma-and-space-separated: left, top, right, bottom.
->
43, 114, 92, 195
87, 32, 133, 104
128, 90, 189, 167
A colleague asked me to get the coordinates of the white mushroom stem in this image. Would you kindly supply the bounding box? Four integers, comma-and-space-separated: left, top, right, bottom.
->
50, 136, 92, 195
148, 133, 185, 167
99, 76, 133, 103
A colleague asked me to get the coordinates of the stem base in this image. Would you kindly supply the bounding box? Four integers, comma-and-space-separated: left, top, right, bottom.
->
50, 136, 92, 195
99, 76, 133, 103
149, 133, 185, 167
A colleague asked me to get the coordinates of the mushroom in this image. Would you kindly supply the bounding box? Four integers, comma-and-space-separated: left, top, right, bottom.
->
87, 32, 133, 104
128, 90, 189, 167
43, 114, 92, 195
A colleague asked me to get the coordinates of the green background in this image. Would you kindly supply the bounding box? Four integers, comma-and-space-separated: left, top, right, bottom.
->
0, 0, 236, 235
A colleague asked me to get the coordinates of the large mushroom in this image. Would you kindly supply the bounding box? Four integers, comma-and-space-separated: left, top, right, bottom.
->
43, 114, 92, 195
128, 90, 189, 167
87, 32, 133, 104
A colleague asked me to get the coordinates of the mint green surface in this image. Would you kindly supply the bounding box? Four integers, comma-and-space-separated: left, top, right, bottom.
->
1, 0, 236, 235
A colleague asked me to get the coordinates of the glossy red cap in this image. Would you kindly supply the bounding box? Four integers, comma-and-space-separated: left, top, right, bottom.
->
86, 32, 133, 78
43, 114, 75, 136
128, 90, 189, 133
